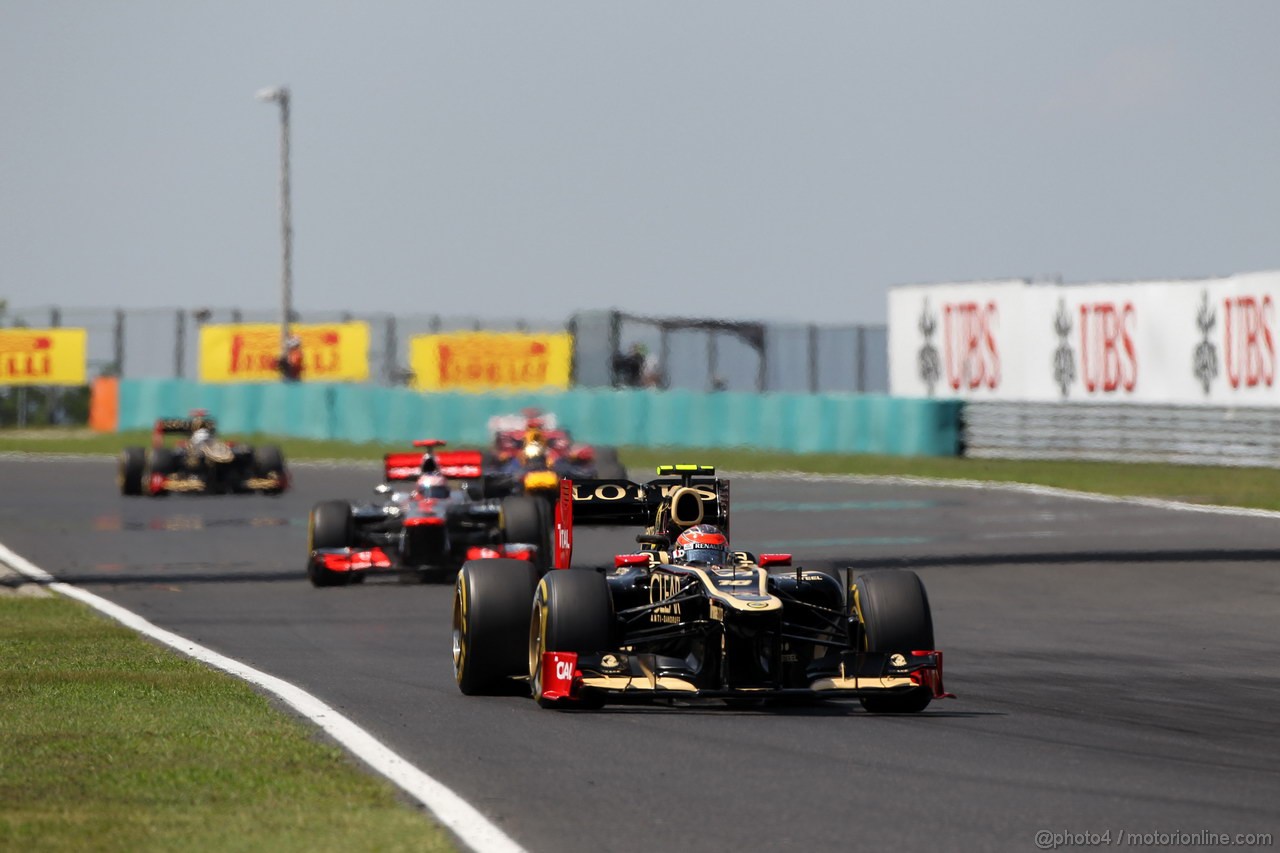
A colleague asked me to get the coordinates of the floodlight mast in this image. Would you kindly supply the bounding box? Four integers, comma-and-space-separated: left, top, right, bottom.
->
256, 86, 293, 362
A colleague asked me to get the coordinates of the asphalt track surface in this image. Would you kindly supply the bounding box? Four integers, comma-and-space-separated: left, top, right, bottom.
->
3, 457, 1278, 852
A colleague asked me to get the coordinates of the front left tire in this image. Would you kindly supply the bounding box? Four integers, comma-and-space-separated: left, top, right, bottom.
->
254, 445, 287, 493
452, 559, 540, 695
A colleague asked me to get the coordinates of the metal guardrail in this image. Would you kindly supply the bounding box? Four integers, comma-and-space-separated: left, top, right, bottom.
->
963, 402, 1280, 467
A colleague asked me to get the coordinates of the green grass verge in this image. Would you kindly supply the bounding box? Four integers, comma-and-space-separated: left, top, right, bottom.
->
5, 427, 1280, 512
0, 595, 455, 853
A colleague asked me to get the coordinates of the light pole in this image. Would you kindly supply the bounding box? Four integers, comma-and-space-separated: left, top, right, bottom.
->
256, 85, 293, 361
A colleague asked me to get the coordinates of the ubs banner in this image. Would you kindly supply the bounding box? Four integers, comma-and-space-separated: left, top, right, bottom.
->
409, 332, 573, 391
0, 328, 87, 385
889, 271, 1280, 405
199, 322, 370, 383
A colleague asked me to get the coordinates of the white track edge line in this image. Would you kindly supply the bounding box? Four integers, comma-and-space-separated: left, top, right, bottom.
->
0, 540, 526, 853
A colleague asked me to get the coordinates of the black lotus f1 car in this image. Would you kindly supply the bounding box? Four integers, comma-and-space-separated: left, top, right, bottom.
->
117, 413, 287, 497
451, 465, 952, 712
306, 441, 554, 587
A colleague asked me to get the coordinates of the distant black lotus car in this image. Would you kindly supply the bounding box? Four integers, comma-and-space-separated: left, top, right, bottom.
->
117, 411, 287, 497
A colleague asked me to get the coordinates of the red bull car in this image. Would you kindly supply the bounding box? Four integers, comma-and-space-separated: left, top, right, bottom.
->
306, 440, 553, 587
117, 412, 287, 496
451, 465, 952, 712
485, 410, 626, 481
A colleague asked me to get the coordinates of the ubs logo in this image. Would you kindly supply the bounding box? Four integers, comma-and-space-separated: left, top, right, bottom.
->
1222, 294, 1274, 389
942, 301, 1000, 391
1078, 302, 1137, 394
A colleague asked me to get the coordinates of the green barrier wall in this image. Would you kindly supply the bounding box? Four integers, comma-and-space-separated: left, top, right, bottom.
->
117, 381, 962, 456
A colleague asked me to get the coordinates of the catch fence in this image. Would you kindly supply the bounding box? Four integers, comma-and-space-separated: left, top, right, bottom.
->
0, 305, 887, 426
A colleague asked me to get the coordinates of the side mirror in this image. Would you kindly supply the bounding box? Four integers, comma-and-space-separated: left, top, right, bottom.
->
758, 553, 792, 568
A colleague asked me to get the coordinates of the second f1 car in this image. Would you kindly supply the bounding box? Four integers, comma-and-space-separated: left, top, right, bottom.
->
306, 440, 554, 587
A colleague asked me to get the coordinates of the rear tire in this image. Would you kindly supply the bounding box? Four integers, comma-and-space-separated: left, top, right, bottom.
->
453, 559, 539, 695
853, 569, 935, 713
501, 495, 553, 572
529, 570, 613, 708
308, 501, 354, 588
118, 447, 145, 496
593, 447, 627, 480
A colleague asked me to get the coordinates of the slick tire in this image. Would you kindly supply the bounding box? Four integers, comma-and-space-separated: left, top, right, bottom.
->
253, 445, 287, 493
529, 570, 613, 709
150, 448, 178, 474
500, 495, 553, 572
453, 559, 539, 695
592, 447, 627, 480
118, 447, 146, 496
308, 500, 353, 588
145, 448, 178, 498
852, 569, 935, 714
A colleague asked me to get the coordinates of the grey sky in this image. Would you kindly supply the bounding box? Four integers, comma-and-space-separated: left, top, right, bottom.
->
3, 2, 1278, 325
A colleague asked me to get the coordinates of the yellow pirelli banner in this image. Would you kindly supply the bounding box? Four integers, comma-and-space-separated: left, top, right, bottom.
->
199, 322, 370, 383
0, 328, 87, 386
410, 332, 573, 391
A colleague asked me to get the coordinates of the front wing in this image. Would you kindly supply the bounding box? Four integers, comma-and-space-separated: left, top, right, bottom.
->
309, 543, 538, 577
148, 470, 287, 495
538, 649, 953, 704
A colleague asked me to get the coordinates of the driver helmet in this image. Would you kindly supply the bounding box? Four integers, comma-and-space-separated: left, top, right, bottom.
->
672, 524, 729, 568
191, 427, 212, 445
523, 440, 546, 461
415, 473, 450, 499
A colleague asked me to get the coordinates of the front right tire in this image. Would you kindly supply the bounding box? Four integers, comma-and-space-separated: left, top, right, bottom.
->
307, 500, 354, 588
529, 570, 613, 708
118, 447, 146, 496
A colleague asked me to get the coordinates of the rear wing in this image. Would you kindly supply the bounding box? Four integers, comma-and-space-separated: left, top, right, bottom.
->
553, 464, 730, 568
383, 449, 484, 481
487, 412, 558, 434
151, 416, 214, 447
153, 417, 208, 435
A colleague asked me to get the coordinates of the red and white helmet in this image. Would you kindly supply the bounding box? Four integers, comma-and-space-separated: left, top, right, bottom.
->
673, 524, 729, 567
